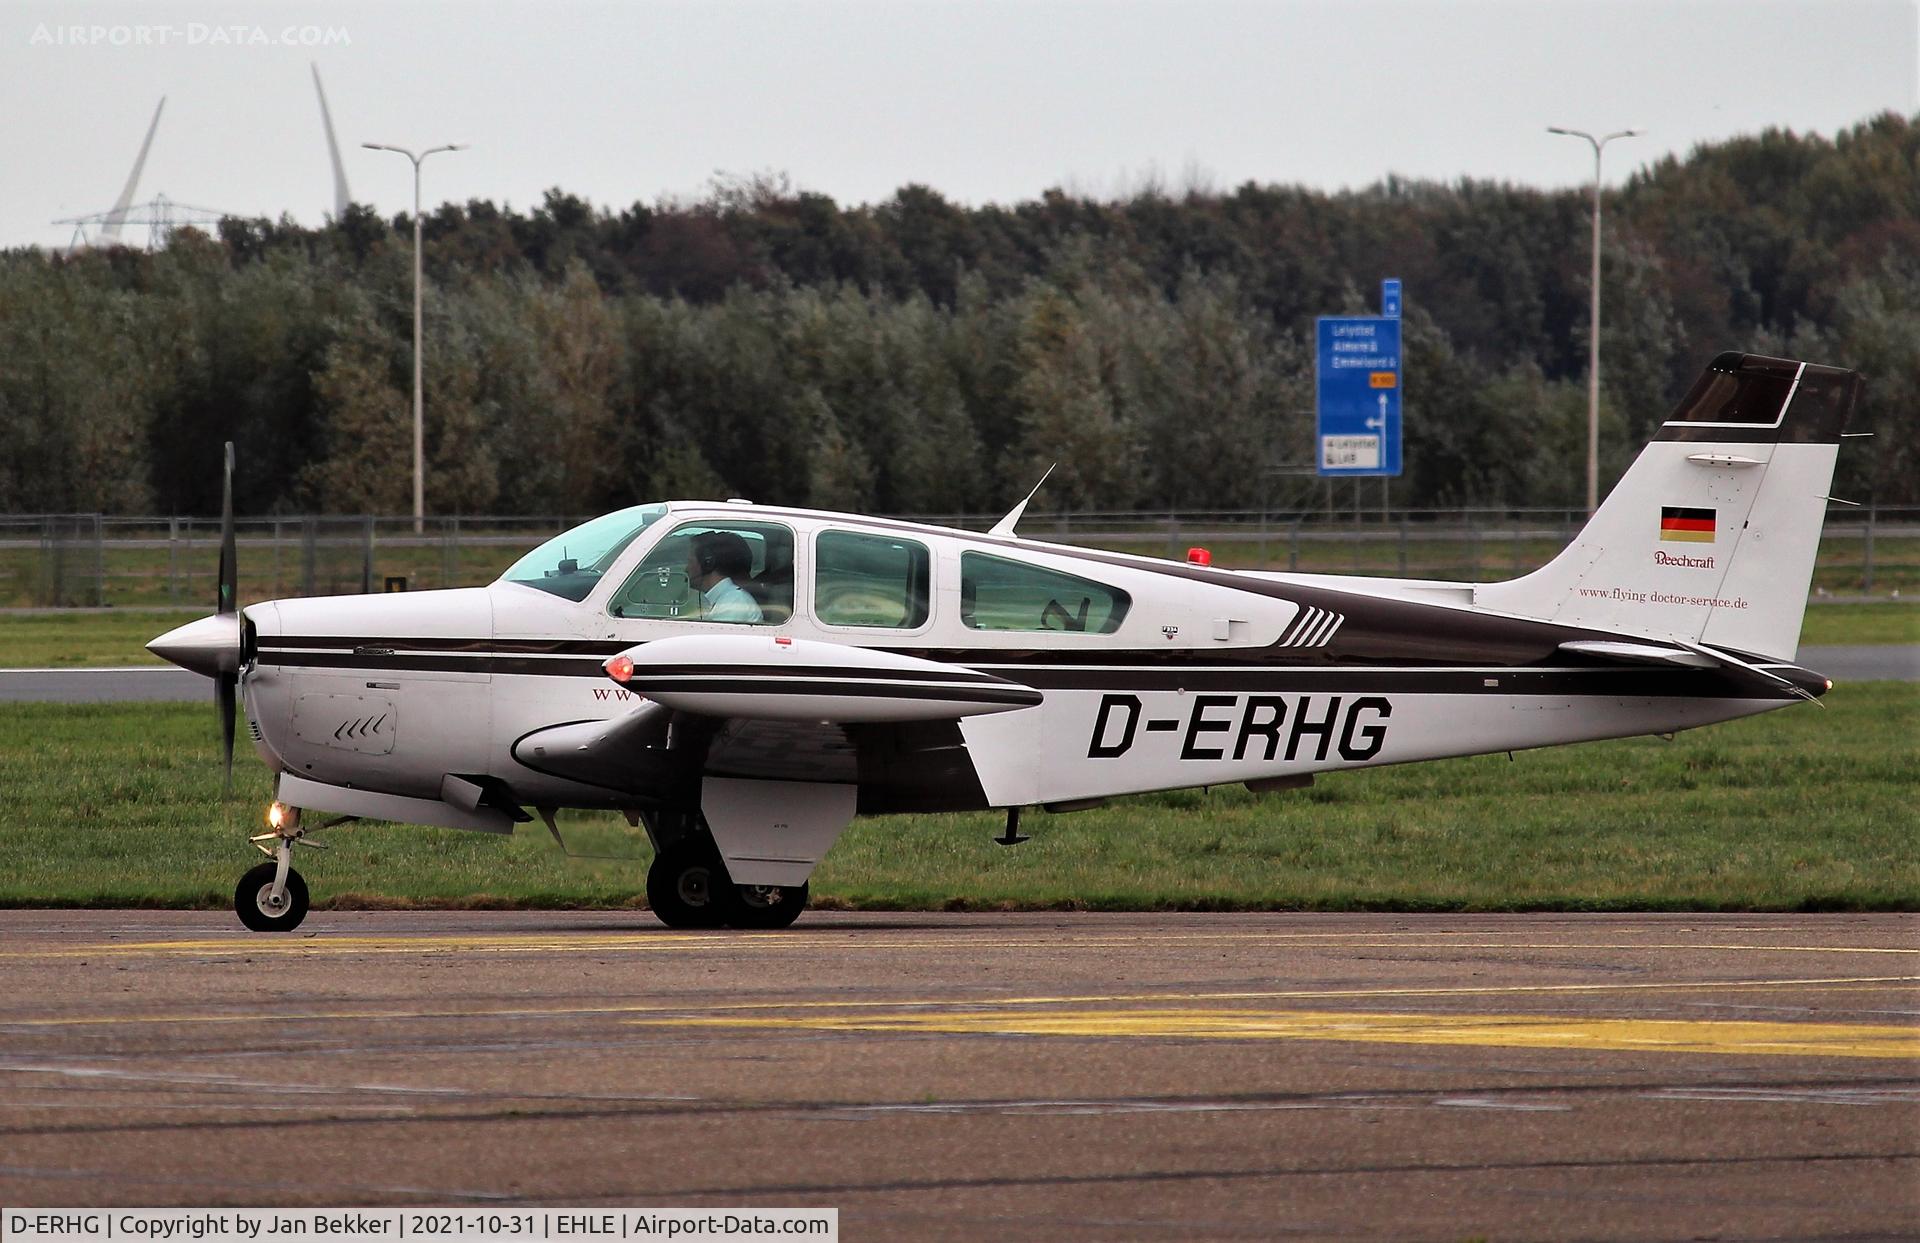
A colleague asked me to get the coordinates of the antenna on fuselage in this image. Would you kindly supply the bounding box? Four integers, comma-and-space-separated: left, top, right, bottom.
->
989, 464, 1056, 538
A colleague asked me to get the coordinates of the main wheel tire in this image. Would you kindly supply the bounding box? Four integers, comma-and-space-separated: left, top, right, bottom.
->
729, 881, 808, 930
646, 840, 735, 929
235, 861, 309, 933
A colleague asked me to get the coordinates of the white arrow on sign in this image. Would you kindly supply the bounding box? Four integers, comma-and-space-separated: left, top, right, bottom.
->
1366, 392, 1387, 430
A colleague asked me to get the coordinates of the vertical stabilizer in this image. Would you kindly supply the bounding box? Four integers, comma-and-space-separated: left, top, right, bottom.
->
1474, 353, 1862, 661
312, 64, 351, 218
99, 97, 165, 247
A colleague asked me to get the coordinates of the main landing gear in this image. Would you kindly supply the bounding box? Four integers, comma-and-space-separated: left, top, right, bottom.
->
235, 802, 330, 933
645, 836, 808, 931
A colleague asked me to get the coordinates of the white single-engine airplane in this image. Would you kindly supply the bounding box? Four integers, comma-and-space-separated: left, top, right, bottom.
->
151, 352, 1861, 932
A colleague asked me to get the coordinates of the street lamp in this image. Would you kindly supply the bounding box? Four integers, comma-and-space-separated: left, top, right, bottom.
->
1548, 126, 1639, 515
361, 141, 466, 534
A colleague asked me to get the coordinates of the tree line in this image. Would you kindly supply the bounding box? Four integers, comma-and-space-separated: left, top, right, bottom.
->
1, 111, 1913, 519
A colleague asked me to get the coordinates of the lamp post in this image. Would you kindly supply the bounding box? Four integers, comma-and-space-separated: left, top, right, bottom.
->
361, 141, 466, 534
1548, 126, 1639, 515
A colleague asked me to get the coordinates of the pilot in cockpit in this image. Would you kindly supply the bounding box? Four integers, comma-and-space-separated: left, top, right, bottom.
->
684, 531, 764, 623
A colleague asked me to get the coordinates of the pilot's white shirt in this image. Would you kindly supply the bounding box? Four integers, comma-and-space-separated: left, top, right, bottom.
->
702, 577, 764, 623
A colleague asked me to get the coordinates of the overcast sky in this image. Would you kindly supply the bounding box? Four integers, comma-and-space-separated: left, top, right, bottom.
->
3, 0, 1915, 249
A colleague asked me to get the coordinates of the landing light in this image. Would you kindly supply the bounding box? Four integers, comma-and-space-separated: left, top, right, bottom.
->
267, 802, 289, 830
606, 654, 634, 683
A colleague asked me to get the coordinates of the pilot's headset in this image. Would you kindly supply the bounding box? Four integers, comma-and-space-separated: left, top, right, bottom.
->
691, 531, 743, 579
691, 533, 721, 576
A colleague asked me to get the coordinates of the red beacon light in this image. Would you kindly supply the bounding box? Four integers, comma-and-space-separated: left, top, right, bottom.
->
1187, 547, 1212, 566
605, 654, 634, 684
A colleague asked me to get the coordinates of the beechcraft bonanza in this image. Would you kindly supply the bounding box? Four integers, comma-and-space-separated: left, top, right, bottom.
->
150, 352, 1862, 932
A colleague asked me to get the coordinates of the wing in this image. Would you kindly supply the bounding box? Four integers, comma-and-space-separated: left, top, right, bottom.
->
511, 634, 1031, 808
606, 632, 1042, 722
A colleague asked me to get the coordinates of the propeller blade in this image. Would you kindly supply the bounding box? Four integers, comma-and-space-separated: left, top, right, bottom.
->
217, 670, 237, 798
217, 441, 237, 616
216, 443, 240, 798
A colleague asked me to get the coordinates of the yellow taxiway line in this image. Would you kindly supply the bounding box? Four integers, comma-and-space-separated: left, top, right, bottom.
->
627, 1007, 1920, 1060
1, 975, 1914, 1030
0, 931, 1914, 960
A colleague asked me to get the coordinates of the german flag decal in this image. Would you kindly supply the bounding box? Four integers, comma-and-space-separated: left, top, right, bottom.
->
1660, 506, 1716, 543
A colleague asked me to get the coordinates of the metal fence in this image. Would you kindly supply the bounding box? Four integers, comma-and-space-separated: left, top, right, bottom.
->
2, 506, 1915, 609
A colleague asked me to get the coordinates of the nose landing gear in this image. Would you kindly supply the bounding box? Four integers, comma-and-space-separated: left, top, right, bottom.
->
234, 802, 336, 933
236, 860, 309, 933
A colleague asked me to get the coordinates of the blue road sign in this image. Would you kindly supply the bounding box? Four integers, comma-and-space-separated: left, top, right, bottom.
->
1382, 279, 1402, 318
1316, 315, 1402, 477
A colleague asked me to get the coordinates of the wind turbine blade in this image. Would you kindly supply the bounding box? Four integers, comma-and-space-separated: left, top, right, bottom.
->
101, 96, 165, 246
312, 64, 351, 218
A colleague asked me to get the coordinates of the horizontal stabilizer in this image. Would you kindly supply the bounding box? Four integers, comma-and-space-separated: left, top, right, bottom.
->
1557, 640, 1720, 668
1561, 637, 1828, 703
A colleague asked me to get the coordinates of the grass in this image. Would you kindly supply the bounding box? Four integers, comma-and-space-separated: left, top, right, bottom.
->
1799, 601, 1920, 646
0, 537, 523, 610
0, 601, 1910, 670
0, 683, 1912, 912
0, 609, 190, 667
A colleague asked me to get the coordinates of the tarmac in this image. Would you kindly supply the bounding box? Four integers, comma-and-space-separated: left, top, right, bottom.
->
0, 910, 1913, 1239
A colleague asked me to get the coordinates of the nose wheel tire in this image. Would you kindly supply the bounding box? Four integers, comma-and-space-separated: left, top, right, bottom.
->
646, 840, 734, 929
731, 881, 808, 930
235, 861, 309, 933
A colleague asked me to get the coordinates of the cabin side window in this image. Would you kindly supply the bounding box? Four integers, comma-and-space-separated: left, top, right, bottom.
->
959, 552, 1130, 634
814, 531, 931, 629
608, 520, 794, 625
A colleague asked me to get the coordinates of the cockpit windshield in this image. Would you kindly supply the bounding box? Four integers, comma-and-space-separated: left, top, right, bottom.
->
499, 504, 669, 602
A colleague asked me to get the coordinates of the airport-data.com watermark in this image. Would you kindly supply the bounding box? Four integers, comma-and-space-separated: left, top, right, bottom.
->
28, 23, 350, 48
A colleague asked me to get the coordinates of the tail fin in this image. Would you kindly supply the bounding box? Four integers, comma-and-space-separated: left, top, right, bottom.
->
1474, 352, 1862, 660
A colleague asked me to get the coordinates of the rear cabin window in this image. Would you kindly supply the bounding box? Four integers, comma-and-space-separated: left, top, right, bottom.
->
815, 531, 931, 629
960, 552, 1130, 634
